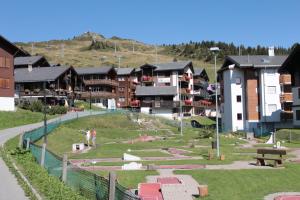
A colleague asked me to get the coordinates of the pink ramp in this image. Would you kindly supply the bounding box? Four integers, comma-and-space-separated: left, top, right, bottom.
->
138, 183, 163, 200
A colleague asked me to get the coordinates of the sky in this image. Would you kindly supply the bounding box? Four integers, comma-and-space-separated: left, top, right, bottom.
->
1, 0, 299, 47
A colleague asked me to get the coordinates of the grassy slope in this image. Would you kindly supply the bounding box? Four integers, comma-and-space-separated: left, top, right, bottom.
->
16, 34, 216, 80
0, 108, 56, 130
176, 164, 300, 200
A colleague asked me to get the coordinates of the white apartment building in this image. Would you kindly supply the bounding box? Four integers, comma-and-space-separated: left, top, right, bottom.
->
219, 49, 289, 134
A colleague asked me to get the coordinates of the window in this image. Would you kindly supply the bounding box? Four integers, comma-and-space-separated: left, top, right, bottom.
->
0, 57, 4, 68
235, 77, 241, 85
296, 110, 300, 121
268, 104, 277, 113
236, 95, 241, 102
119, 97, 125, 102
298, 88, 300, 99
118, 77, 125, 81
237, 113, 242, 120
267, 86, 276, 94
0, 78, 9, 88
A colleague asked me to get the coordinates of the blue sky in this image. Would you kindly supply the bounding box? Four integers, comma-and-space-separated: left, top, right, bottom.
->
1, 0, 299, 47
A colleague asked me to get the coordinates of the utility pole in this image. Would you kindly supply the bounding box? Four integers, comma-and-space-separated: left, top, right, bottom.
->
132, 41, 135, 53
61, 44, 64, 58
114, 41, 117, 55
155, 45, 158, 64
31, 43, 34, 55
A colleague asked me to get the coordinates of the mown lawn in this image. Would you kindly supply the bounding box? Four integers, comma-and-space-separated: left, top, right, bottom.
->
176, 163, 300, 200
0, 108, 57, 130
94, 170, 158, 189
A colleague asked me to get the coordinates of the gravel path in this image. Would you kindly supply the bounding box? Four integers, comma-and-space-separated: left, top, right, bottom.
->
0, 110, 105, 200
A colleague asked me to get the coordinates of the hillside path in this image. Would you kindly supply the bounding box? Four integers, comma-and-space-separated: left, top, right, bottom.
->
0, 110, 105, 200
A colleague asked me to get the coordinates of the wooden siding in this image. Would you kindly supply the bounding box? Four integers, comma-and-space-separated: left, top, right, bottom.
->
0, 48, 14, 97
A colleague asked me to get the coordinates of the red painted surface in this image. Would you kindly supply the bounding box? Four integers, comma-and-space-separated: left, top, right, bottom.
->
275, 196, 300, 200
138, 183, 163, 200
157, 177, 181, 184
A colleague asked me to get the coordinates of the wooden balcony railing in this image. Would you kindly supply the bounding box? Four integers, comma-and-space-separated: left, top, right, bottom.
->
280, 111, 293, 121
78, 91, 117, 99
83, 79, 119, 87
280, 93, 293, 103
18, 89, 70, 97
279, 74, 291, 85
180, 75, 191, 82
193, 100, 214, 108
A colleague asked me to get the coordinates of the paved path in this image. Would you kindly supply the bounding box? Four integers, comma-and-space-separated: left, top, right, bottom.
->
264, 192, 300, 200
0, 110, 105, 200
205, 160, 277, 170
146, 169, 200, 200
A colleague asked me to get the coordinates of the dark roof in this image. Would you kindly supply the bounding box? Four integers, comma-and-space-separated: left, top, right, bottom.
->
0, 35, 30, 57
135, 86, 177, 96
194, 68, 209, 81
139, 61, 194, 72
74, 66, 115, 75
15, 66, 71, 83
279, 45, 300, 73
14, 56, 45, 65
225, 55, 287, 68
116, 67, 135, 75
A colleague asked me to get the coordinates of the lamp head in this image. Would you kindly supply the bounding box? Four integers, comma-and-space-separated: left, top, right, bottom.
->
210, 47, 220, 54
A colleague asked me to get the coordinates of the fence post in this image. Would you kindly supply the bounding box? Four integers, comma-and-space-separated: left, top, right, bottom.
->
40, 143, 46, 167
26, 138, 30, 150
19, 132, 24, 148
62, 154, 68, 183
108, 171, 116, 200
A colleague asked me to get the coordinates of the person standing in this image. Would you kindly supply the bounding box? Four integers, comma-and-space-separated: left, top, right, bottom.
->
86, 129, 91, 147
91, 128, 97, 147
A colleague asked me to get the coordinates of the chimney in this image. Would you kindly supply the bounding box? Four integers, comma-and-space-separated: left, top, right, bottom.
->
28, 64, 32, 72
268, 46, 275, 57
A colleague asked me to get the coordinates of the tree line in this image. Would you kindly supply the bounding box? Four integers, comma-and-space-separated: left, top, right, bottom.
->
161, 41, 298, 62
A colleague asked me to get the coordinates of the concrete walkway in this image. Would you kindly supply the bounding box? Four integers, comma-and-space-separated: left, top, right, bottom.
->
146, 169, 200, 200
0, 110, 105, 200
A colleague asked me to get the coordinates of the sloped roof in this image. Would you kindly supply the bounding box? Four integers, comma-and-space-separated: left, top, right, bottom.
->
135, 86, 177, 96
116, 67, 135, 75
14, 56, 45, 65
194, 68, 204, 76
279, 44, 300, 73
15, 66, 71, 83
139, 61, 193, 72
225, 55, 287, 68
74, 66, 115, 75
0, 35, 30, 57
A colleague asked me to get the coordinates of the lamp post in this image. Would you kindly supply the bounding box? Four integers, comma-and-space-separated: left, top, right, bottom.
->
210, 47, 220, 157
89, 87, 92, 110
178, 75, 183, 136
43, 81, 47, 144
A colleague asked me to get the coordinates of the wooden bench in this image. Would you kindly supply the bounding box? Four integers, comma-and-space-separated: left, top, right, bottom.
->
254, 148, 286, 167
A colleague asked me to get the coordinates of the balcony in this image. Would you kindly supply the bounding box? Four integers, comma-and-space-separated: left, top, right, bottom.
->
280, 93, 293, 103
180, 88, 192, 95
141, 76, 154, 83
280, 111, 293, 121
279, 74, 291, 85
18, 89, 69, 97
130, 100, 140, 107
183, 99, 193, 106
83, 79, 118, 87
193, 90, 210, 98
140, 100, 179, 108
180, 75, 191, 82
78, 91, 117, 99
193, 100, 213, 108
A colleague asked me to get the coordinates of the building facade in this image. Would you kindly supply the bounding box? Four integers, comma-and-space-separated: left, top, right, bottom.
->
279, 44, 300, 127
219, 51, 289, 134
0, 35, 29, 111
74, 67, 118, 108
116, 68, 137, 108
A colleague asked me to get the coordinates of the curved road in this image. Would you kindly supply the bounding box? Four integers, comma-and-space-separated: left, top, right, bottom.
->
0, 111, 105, 200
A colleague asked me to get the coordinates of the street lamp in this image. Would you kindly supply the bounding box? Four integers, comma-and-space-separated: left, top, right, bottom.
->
89, 87, 92, 110
210, 47, 220, 158
178, 75, 183, 136
43, 81, 47, 144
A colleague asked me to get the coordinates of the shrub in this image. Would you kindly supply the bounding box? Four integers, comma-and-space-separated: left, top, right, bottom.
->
48, 105, 67, 115
29, 101, 43, 112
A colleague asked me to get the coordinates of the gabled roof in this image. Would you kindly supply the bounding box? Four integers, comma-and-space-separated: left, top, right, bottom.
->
135, 86, 177, 96
116, 67, 135, 75
139, 61, 194, 73
15, 66, 72, 83
14, 55, 49, 66
224, 55, 287, 68
74, 66, 116, 75
0, 35, 30, 57
194, 68, 209, 81
279, 44, 300, 73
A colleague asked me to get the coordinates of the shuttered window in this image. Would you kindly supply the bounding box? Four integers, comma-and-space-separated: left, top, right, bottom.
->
0, 78, 10, 88
0, 57, 10, 68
